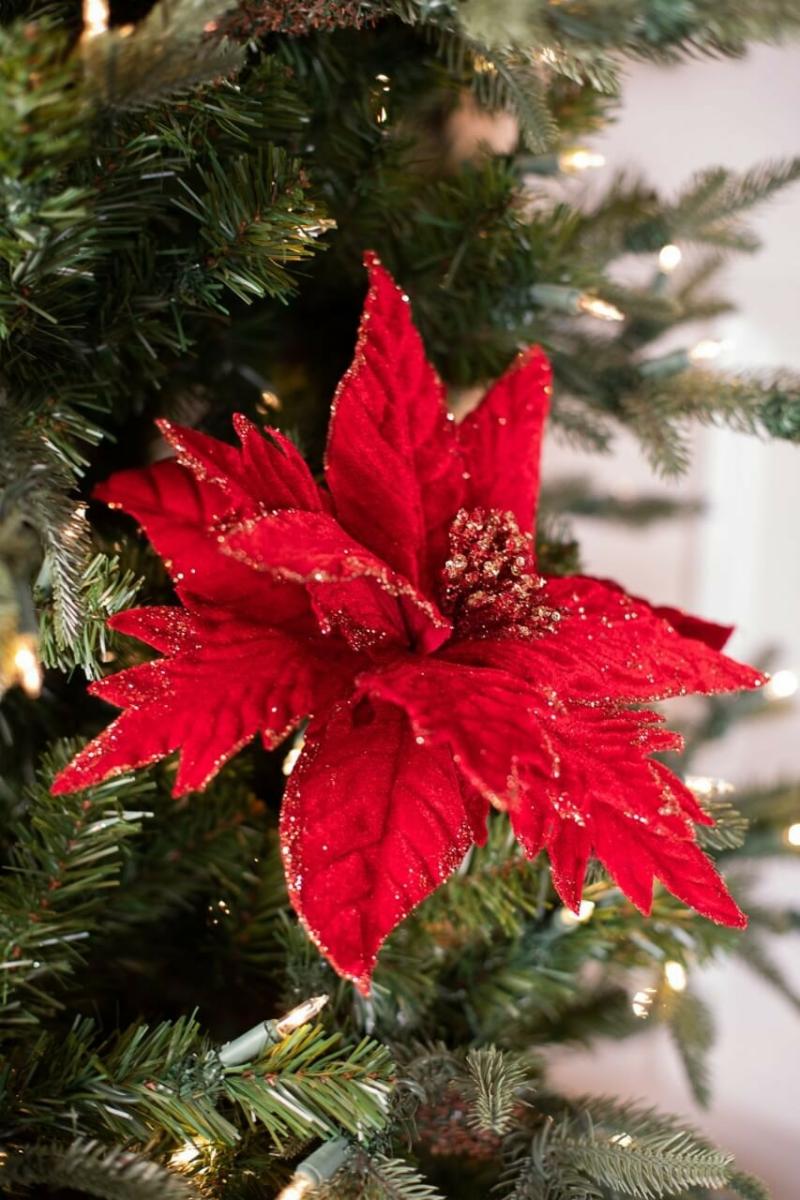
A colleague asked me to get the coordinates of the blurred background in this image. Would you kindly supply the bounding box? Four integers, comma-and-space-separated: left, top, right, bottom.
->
542, 44, 800, 1197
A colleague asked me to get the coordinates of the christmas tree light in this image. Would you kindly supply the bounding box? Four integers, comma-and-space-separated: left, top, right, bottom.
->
217, 995, 329, 1067
765, 669, 798, 700
276, 1138, 350, 1200
658, 244, 683, 273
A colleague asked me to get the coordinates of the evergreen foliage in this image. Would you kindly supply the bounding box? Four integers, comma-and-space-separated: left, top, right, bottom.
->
1, 0, 799, 1197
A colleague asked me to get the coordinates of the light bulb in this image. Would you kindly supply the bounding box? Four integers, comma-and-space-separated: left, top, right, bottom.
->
277, 1179, 314, 1200
170, 1140, 209, 1169
559, 900, 596, 927
765, 669, 799, 700
274, 994, 329, 1038
577, 294, 625, 322
632, 987, 656, 1019
688, 338, 724, 363
785, 823, 800, 848
658, 244, 682, 273
611, 1132, 633, 1148
11, 636, 43, 698
559, 147, 606, 173
685, 776, 734, 799
664, 961, 688, 992
82, 0, 109, 38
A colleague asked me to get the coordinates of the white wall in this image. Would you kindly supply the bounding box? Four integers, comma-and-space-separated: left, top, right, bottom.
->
542, 45, 800, 1197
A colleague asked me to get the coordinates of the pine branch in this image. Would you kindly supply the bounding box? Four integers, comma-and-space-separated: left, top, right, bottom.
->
540, 1095, 734, 1198
2, 1014, 393, 1149
81, 0, 244, 111
0, 742, 152, 1032
173, 146, 331, 305
695, 794, 749, 853
37, 551, 142, 677
465, 1046, 532, 1135
426, 27, 557, 152
664, 989, 715, 1108
736, 931, 800, 1013
340, 1148, 444, 1200
0, 1138, 199, 1200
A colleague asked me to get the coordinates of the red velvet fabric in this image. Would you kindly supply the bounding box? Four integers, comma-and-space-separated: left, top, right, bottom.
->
54, 253, 765, 992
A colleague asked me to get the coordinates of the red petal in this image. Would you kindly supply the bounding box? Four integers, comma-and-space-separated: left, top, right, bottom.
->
281, 697, 487, 991
537, 575, 765, 702
95, 460, 311, 630
52, 617, 349, 797
507, 703, 745, 927
158, 416, 323, 514
359, 656, 553, 806
224, 510, 451, 654
652, 604, 733, 652
108, 607, 203, 654
324, 253, 465, 592
457, 345, 552, 535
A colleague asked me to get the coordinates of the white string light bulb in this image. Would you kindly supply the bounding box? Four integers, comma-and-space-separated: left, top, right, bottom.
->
688, 338, 724, 363
559, 148, 606, 173
577, 294, 625, 322
664, 961, 688, 992
765, 669, 799, 700
658, 244, 682, 273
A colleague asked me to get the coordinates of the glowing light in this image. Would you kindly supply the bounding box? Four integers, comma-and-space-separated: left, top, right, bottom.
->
632, 987, 656, 1019
685, 776, 734, 799
658, 244, 682, 273
577, 294, 625, 323
664, 961, 688, 992
688, 338, 724, 363
170, 1141, 204, 1169
559, 147, 606, 173
611, 1132, 634, 1148
10, 635, 43, 698
785, 823, 800, 848
274, 994, 329, 1038
765, 669, 799, 701
276, 1179, 314, 1200
82, 0, 109, 38
559, 899, 596, 927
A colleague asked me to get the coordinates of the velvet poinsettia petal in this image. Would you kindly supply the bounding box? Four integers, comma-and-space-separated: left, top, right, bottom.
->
158, 416, 323, 514
224, 509, 451, 654
324, 253, 466, 592
52, 611, 350, 797
652, 604, 733, 652
359, 656, 553, 807
281, 696, 488, 991
590, 576, 736, 654
522, 575, 764, 703
457, 345, 552, 535
508, 704, 745, 926
95, 459, 310, 630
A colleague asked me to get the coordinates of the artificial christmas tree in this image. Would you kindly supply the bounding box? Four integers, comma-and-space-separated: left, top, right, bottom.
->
1, 2, 799, 1198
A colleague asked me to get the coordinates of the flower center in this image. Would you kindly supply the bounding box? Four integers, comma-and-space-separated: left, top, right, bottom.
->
440, 508, 560, 640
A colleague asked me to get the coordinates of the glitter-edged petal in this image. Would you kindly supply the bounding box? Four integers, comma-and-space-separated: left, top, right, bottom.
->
324, 252, 466, 592
508, 704, 745, 927
522, 575, 763, 702
281, 696, 487, 992
52, 618, 352, 797
457, 345, 552, 535
224, 509, 451, 654
95, 459, 309, 629
359, 656, 553, 806
158, 415, 323, 514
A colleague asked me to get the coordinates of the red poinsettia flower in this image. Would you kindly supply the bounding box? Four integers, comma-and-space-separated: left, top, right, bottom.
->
53, 253, 764, 992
